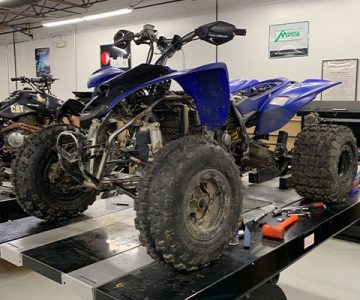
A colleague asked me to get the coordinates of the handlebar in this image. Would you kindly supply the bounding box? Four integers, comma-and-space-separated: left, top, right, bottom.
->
11, 76, 57, 84
234, 28, 247, 36
11, 76, 25, 82
114, 21, 246, 66
10, 75, 58, 94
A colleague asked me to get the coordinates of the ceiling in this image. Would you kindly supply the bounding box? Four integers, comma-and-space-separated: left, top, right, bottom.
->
0, 0, 306, 37
0, 0, 156, 35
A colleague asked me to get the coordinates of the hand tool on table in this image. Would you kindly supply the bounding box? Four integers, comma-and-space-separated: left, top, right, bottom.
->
262, 214, 299, 240
272, 202, 326, 217
287, 212, 311, 218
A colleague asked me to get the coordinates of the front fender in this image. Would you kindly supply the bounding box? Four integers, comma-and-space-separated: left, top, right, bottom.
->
174, 63, 230, 130
255, 79, 340, 135
83, 63, 231, 130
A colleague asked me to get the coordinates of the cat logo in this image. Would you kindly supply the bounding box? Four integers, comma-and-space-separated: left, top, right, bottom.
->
10, 105, 24, 113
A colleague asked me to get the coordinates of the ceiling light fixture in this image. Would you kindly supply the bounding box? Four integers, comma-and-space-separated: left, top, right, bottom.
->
42, 7, 133, 27
83, 8, 133, 21
43, 18, 83, 27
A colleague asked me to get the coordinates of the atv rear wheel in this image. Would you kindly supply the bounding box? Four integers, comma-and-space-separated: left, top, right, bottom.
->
292, 124, 357, 203
135, 136, 243, 271
12, 124, 97, 221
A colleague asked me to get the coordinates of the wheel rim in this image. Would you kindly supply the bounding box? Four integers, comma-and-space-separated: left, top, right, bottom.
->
337, 145, 353, 181
184, 169, 231, 242
42, 151, 83, 201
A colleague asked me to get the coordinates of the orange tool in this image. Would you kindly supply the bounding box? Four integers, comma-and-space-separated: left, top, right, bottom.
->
262, 214, 299, 240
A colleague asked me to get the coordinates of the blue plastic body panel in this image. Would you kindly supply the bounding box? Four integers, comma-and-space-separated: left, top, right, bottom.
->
249, 79, 340, 135
229, 79, 259, 93
85, 64, 339, 134
236, 78, 290, 116
94, 63, 230, 130
87, 66, 124, 89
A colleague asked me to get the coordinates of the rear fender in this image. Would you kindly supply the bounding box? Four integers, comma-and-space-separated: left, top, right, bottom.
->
255, 80, 340, 135
230, 79, 259, 94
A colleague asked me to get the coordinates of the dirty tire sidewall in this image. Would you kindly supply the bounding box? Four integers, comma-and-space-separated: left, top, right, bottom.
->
136, 136, 243, 271
292, 124, 357, 203
12, 124, 97, 221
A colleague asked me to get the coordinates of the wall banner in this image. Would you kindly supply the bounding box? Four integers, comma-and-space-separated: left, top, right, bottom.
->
100, 44, 131, 70
269, 21, 309, 58
35, 48, 51, 76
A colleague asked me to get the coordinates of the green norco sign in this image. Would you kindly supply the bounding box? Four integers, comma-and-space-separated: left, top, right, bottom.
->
269, 21, 309, 58
275, 30, 301, 42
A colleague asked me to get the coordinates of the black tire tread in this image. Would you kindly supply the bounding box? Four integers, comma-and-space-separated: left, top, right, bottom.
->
12, 124, 97, 220
135, 135, 243, 271
292, 124, 357, 203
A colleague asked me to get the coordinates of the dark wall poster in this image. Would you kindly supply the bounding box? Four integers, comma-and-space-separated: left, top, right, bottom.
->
35, 48, 51, 77
100, 44, 131, 70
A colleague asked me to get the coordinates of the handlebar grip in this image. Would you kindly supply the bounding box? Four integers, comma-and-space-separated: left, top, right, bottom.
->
11, 77, 19, 82
234, 28, 247, 36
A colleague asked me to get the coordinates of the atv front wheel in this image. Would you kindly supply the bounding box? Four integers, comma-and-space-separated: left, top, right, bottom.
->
135, 136, 243, 271
292, 124, 357, 203
12, 124, 97, 221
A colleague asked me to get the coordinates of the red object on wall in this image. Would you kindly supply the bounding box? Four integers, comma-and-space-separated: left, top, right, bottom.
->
101, 51, 110, 66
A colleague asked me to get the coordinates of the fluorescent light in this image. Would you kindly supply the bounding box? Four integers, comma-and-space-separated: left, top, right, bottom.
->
83, 8, 133, 21
43, 18, 83, 27
42, 7, 133, 27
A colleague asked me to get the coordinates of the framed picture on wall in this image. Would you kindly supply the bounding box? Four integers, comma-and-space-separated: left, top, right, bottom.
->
35, 48, 51, 77
321, 58, 358, 101
100, 44, 131, 70
269, 21, 309, 58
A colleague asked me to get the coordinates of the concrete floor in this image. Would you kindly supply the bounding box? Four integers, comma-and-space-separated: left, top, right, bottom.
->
0, 238, 359, 300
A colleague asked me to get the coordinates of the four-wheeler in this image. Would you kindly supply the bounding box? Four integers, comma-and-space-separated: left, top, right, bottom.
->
12, 21, 358, 271
0, 75, 73, 184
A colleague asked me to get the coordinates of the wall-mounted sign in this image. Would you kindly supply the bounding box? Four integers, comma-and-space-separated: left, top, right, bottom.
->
321, 59, 358, 101
100, 44, 131, 70
35, 48, 51, 76
269, 21, 309, 58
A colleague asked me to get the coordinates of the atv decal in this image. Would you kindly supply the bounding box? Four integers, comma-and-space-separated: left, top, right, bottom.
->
10, 105, 24, 113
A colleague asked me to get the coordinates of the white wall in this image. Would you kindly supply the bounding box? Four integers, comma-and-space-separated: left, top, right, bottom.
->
1, 0, 360, 100
219, 0, 360, 85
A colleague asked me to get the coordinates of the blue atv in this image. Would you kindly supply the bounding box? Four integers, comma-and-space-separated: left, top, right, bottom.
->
13, 22, 357, 271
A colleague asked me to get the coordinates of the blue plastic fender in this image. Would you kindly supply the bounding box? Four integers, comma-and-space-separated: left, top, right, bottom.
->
230, 79, 259, 94
87, 66, 124, 89
100, 63, 231, 130
254, 79, 340, 135
236, 78, 290, 115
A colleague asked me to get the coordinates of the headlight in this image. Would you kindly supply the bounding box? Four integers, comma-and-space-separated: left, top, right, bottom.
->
270, 96, 289, 106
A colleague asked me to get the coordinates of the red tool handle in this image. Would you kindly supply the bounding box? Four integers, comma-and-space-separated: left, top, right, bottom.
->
278, 214, 299, 230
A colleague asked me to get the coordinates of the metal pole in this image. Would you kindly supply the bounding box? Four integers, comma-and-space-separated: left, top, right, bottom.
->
216, 0, 218, 63
73, 27, 78, 91
12, 32, 18, 89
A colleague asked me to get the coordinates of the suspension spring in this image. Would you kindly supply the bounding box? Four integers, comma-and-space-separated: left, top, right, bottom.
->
226, 116, 239, 141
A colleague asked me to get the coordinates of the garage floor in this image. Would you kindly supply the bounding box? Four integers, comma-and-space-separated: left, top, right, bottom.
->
0, 238, 358, 300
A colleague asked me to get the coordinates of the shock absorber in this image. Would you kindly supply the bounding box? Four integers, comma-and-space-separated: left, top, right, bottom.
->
226, 116, 239, 141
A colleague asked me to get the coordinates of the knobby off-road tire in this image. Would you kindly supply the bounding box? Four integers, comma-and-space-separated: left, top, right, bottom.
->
12, 124, 97, 221
135, 136, 243, 271
292, 124, 357, 203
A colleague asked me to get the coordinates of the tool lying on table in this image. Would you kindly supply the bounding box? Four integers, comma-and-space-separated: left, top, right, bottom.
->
272, 202, 326, 217
287, 212, 311, 218
262, 214, 299, 240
